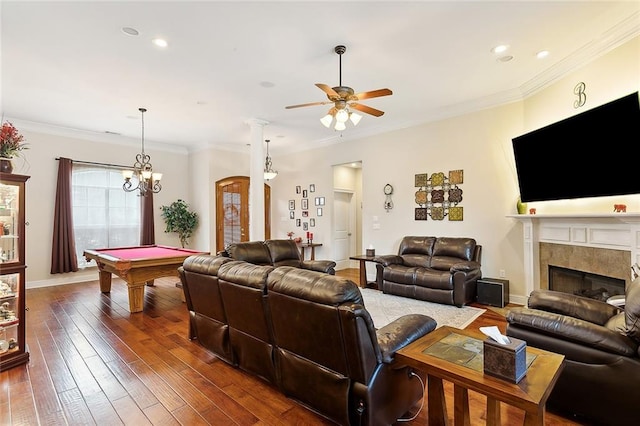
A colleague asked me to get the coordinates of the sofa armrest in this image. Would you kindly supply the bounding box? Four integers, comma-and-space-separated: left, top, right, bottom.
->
450, 260, 481, 273
376, 314, 437, 363
527, 290, 620, 326
300, 260, 337, 275
507, 307, 637, 356
372, 254, 403, 267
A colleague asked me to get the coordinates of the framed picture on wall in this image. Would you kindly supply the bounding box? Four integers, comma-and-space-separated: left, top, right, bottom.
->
296, 186, 301, 194
303, 222, 309, 231
319, 197, 325, 206
303, 189, 308, 198
310, 218, 315, 227
296, 219, 301, 227
289, 211, 295, 219
317, 208, 323, 216
315, 197, 320, 206
289, 200, 295, 210
301, 199, 308, 210
310, 184, 316, 193
302, 210, 309, 217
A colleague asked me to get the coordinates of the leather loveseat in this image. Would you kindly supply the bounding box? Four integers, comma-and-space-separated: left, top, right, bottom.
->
506, 282, 640, 425
374, 236, 482, 307
220, 239, 336, 274
178, 254, 437, 426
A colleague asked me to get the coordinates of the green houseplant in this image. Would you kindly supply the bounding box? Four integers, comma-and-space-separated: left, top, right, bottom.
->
160, 199, 198, 248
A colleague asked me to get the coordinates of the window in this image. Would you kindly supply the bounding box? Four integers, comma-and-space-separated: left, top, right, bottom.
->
72, 164, 140, 267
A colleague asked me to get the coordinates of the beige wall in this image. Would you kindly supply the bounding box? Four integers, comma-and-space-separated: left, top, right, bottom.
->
18, 35, 639, 305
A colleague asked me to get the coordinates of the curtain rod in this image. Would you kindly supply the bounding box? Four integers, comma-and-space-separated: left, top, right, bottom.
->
55, 157, 131, 170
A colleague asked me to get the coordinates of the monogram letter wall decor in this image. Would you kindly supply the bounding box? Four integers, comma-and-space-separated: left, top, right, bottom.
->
414, 170, 464, 221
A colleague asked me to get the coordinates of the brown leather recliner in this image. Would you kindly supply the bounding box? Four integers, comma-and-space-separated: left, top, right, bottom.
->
374, 236, 482, 307
222, 239, 336, 274
178, 255, 235, 364
179, 255, 438, 426
506, 283, 640, 425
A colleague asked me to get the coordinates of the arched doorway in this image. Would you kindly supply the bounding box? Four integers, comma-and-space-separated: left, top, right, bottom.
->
215, 176, 271, 252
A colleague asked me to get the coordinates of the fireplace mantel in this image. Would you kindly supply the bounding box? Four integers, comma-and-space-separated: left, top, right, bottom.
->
509, 213, 640, 300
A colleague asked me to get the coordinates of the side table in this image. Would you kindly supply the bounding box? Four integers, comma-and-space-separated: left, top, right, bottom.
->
299, 242, 322, 260
349, 255, 378, 288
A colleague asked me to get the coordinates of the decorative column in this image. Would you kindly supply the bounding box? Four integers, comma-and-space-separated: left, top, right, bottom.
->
246, 118, 269, 241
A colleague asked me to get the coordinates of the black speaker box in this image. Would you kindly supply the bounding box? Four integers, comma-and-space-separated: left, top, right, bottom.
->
477, 278, 509, 308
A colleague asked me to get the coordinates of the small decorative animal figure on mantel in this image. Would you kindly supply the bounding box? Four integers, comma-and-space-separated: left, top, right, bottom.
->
613, 204, 627, 213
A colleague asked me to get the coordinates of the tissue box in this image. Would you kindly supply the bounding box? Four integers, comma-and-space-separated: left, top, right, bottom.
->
483, 336, 527, 383
366, 248, 375, 257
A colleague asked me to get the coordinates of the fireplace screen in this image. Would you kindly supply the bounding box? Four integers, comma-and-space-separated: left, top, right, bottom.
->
549, 266, 625, 301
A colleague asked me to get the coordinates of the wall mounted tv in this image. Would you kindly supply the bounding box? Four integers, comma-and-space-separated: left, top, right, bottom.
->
512, 91, 640, 203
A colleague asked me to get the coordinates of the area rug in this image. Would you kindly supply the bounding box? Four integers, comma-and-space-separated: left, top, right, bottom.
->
360, 288, 485, 329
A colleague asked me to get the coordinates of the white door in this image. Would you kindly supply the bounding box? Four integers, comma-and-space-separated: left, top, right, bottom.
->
333, 191, 356, 270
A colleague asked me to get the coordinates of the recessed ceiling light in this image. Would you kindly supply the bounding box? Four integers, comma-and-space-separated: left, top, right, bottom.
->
536, 50, 550, 59
497, 55, 514, 63
122, 27, 139, 36
491, 44, 509, 54
260, 81, 275, 88
152, 38, 168, 48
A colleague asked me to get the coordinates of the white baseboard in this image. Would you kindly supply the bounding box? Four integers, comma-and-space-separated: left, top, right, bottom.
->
27, 271, 97, 289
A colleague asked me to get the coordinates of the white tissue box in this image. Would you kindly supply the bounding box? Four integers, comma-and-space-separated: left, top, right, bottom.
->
483, 336, 527, 383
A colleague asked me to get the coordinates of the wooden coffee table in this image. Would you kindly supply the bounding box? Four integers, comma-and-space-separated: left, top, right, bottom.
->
395, 326, 564, 426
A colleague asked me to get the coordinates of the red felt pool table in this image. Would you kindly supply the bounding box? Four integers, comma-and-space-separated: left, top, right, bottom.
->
83, 245, 205, 313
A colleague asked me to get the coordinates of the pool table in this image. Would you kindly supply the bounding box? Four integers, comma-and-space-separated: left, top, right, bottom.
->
83, 245, 205, 313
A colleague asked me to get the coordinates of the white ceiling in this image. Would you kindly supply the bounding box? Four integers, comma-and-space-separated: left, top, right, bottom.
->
2, 1, 639, 155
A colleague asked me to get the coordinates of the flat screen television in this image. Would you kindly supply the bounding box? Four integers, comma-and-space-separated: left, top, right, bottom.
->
512, 91, 640, 203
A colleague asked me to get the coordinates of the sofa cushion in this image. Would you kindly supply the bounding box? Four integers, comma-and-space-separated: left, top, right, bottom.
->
432, 237, 476, 261
265, 239, 301, 266
398, 236, 435, 256
267, 266, 363, 306
227, 241, 272, 265
384, 264, 418, 285
400, 254, 431, 268
413, 267, 453, 290
430, 256, 464, 271
624, 277, 640, 342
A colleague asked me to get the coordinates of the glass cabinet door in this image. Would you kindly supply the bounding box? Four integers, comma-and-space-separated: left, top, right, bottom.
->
0, 272, 20, 354
0, 178, 25, 265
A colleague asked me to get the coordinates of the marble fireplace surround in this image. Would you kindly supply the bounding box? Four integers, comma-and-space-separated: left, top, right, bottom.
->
510, 213, 640, 303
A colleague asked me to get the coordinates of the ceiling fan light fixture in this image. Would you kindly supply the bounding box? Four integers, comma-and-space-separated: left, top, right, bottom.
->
335, 109, 349, 123
334, 121, 346, 131
349, 112, 362, 126
320, 113, 334, 128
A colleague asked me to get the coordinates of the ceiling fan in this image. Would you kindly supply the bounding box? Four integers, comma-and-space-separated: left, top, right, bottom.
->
285, 45, 393, 130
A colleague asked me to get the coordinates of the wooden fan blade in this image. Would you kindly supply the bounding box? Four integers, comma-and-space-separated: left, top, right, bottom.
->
353, 88, 393, 100
350, 103, 385, 117
285, 101, 332, 109
316, 83, 339, 98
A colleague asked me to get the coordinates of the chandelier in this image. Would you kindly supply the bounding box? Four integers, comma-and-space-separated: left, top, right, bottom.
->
263, 139, 278, 180
123, 107, 162, 195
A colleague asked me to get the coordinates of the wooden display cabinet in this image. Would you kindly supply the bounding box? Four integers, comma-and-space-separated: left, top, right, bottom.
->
0, 173, 29, 371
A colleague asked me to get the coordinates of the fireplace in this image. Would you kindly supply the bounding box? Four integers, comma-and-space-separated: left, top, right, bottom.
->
549, 265, 625, 301
510, 213, 640, 305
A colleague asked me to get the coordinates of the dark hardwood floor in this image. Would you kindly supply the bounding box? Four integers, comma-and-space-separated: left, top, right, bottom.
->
0, 269, 583, 425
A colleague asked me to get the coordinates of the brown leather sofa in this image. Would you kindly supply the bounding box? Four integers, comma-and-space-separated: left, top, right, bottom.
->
179, 254, 437, 426
374, 236, 482, 307
220, 239, 336, 274
506, 283, 640, 425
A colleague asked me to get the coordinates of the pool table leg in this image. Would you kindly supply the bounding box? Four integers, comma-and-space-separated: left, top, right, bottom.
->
128, 283, 145, 313
99, 271, 112, 292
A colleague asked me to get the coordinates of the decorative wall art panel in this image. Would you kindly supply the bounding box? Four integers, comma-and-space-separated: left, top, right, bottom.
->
414, 170, 464, 221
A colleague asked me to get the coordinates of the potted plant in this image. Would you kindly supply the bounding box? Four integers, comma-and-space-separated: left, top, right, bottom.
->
0, 121, 28, 173
160, 199, 198, 248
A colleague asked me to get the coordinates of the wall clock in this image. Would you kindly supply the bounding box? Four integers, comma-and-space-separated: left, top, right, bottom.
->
384, 184, 394, 211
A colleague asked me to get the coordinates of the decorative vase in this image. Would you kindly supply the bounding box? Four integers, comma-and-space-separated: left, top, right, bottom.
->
516, 197, 527, 215
0, 158, 13, 174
